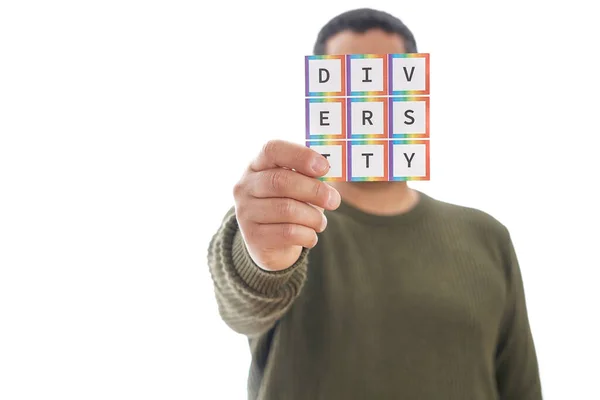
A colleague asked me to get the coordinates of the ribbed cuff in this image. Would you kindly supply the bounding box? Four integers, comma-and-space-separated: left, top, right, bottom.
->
231, 227, 309, 297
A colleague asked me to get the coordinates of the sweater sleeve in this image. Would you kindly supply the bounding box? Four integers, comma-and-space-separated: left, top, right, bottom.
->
495, 230, 543, 399
207, 207, 309, 337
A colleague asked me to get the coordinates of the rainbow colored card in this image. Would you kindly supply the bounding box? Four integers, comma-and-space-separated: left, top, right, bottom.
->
305, 53, 430, 181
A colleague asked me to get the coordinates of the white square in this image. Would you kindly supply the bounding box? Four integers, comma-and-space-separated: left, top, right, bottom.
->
308, 58, 342, 94
350, 101, 384, 136
309, 144, 343, 178
392, 100, 426, 134
393, 144, 427, 177
350, 58, 384, 93
351, 144, 385, 178
392, 57, 427, 92
309, 102, 342, 136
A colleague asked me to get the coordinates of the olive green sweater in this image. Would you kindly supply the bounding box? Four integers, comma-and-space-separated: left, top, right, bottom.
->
208, 191, 542, 399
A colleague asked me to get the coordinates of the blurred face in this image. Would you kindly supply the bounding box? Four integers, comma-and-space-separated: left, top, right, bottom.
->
325, 28, 406, 55
325, 29, 406, 187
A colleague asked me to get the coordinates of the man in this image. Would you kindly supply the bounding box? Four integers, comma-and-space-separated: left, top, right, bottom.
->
208, 8, 542, 400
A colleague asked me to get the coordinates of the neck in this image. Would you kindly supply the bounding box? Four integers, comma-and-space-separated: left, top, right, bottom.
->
330, 182, 420, 216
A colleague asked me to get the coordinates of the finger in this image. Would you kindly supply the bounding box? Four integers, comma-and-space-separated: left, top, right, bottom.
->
249, 223, 318, 249
241, 198, 327, 232
250, 140, 330, 178
250, 168, 341, 210
310, 204, 324, 213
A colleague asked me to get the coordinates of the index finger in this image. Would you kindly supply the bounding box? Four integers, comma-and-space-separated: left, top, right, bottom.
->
250, 140, 330, 177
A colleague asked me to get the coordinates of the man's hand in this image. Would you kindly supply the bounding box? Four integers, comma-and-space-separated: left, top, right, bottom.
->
233, 140, 341, 271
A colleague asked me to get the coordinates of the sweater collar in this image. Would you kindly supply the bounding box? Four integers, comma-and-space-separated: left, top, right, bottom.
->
332, 189, 433, 226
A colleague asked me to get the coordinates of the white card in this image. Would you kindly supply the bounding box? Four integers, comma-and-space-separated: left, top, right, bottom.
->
392, 144, 427, 178
391, 57, 427, 93
307, 58, 343, 95
349, 57, 384, 93
350, 100, 385, 136
351, 144, 385, 178
308, 101, 343, 137
392, 100, 427, 135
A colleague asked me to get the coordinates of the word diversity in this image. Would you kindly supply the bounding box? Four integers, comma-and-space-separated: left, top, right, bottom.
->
305, 53, 430, 181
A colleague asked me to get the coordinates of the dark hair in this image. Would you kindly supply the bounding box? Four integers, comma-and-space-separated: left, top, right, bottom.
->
313, 8, 418, 55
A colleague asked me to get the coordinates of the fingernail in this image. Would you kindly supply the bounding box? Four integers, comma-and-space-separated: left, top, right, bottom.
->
327, 188, 341, 209
312, 156, 329, 174
320, 213, 328, 231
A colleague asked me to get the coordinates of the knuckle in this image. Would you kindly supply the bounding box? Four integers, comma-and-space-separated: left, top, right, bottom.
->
232, 180, 245, 199
313, 181, 326, 203
276, 199, 295, 218
269, 170, 289, 192
233, 170, 252, 198
246, 224, 263, 243
281, 224, 295, 240
261, 140, 281, 159
293, 147, 310, 168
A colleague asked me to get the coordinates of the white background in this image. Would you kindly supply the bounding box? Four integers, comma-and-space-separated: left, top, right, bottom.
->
1, 1, 599, 399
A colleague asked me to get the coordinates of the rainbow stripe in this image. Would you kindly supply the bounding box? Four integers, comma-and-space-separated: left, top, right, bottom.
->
307, 139, 346, 146
348, 54, 382, 58
388, 53, 430, 96
305, 98, 346, 140
389, 96, 430, 139
347, 139, 389, 182
305, 55, 346, 97
346, 54, 388, 97
388, 139, 430, 181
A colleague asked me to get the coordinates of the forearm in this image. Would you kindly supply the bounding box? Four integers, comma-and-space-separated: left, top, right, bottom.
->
208, 208, 309, 337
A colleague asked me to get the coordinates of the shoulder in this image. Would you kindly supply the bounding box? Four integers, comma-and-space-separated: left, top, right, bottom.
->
423, 192, 511, 244
422, 192, 517, 278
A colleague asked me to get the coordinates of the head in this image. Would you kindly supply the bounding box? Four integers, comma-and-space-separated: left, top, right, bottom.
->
313, 8, 417, 56
314, 9, 418, 190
